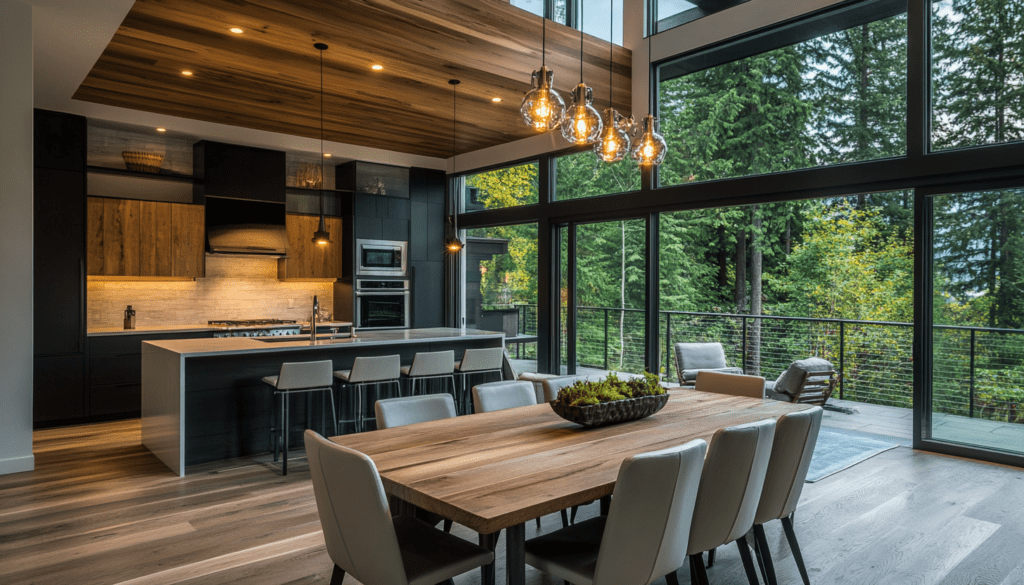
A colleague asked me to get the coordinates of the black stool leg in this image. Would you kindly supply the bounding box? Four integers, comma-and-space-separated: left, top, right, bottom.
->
282, 392, 289, 476
327, 386, 339, 437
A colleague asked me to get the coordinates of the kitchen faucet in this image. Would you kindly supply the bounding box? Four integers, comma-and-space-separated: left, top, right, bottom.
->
311, 296, 319, 342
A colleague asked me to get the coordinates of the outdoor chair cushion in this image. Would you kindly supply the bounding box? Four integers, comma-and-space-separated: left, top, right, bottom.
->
765, 357, 834, 400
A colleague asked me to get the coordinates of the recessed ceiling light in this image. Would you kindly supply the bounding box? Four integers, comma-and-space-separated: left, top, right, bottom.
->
156, 127, 167, 132
492, 97, 502, 103
371, 64, 384, 71
323, 153, 332, 158
229, 27, 244, 34
181, 70, 193, 76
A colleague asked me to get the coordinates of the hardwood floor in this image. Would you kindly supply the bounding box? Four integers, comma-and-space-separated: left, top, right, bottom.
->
2, 419, 1023, 585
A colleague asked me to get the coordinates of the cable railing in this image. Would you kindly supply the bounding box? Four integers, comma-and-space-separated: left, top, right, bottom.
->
508, 304, 1024, 425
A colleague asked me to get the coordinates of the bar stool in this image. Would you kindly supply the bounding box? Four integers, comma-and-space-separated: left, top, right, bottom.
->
262, 360, 337, 476
454, 347, 504, 415
401, 350, 457, 409
334, 355, 401, 433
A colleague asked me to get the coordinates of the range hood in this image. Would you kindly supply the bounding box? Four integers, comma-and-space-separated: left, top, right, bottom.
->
205, 196, 288, 256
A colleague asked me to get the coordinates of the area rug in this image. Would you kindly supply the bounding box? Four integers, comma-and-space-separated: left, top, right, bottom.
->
805, 428, 900, 482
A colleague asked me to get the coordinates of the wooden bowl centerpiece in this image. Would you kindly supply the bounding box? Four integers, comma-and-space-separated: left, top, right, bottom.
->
550, 372, 669, 428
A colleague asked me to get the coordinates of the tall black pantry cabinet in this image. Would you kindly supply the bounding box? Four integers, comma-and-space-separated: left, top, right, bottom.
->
33, 109, 88, 425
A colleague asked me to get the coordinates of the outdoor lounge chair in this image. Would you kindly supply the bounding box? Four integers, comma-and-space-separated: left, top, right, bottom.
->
765, 357, 838, 407
673, 342, 744, 387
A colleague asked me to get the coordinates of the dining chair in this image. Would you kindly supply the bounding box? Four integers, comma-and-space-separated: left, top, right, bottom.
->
334, 354, 401, 432
471, 380, 537, 414
747, 406, 823, 585
304, 430, 494, 585
261, 359, 336, 476
686, 418, 777, 585
524, 439, 708, 585
694, 370, 766, 399
402, 350, 457, 407
455, 347, 504, 413
374, 393, 459, 534
674, 342, 744, 387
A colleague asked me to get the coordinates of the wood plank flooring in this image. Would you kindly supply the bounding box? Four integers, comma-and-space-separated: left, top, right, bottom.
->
2, 419, 1023, 585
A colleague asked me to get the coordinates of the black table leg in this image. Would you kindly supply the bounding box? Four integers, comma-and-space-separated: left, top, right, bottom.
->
479, 531, 499, 585
506, 522, 526, 585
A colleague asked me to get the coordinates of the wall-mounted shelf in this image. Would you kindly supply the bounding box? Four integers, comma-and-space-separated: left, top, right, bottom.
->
88, 165, 197, 183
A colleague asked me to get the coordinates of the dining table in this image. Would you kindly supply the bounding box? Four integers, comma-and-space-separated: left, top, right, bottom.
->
330, 388, 812, 585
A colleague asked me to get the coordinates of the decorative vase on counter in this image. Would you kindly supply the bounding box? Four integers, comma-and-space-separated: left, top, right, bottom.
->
124, 305, 136, 330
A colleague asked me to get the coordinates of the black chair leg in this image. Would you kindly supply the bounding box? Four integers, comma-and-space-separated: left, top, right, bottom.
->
570, 505, 580, 524
599, 495, 611, 515
329, 564, 346, 585
536, 517, 542, 530
560, 509, 569, 528
443, 519, 453, 533
782, 515, 811, 585
753, 524, 779, 585
282, 393, 289, 476
706, 547, 716, 567
689, 554, 710, 585
735, 539, 761, 585
666, 568, 681, 585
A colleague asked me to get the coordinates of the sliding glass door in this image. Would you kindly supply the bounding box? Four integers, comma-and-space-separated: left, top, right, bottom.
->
928, 187, 1024, 455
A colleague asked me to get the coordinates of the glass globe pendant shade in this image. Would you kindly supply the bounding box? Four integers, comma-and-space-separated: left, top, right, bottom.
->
561, 83, 603, 145
594, 108, 631, 163
631, 114, 668, 166
521, 66, 566, 131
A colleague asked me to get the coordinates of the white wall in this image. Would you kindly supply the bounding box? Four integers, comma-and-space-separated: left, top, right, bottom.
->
0, 0, 36, 475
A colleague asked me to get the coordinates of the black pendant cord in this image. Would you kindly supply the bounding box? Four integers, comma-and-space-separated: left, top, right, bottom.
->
579, 1, 584, 83
449, 79, 460, 240
608, 0, 614, 106
319, 46, 325, 218
542, 17, 546, 69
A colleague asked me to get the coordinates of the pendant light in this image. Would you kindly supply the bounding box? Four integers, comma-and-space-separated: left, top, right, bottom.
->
521, 16, 566, 131
595, 0, 632, 163
311, 42, 331, 246
631, 32, 668, 167
560, 1, 602, 145
446, 79, 464, 254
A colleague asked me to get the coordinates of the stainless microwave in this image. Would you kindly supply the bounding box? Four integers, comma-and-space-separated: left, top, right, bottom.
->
356, 239, 408, 277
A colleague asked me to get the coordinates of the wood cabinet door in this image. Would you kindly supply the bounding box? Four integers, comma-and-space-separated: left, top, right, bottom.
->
87, 197, 140, 276
172, 204, 205, 278
284, 214, 342, 279
139, 200, 173, 276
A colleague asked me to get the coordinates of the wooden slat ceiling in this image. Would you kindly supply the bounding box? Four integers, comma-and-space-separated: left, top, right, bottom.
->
74, 0, 633, 158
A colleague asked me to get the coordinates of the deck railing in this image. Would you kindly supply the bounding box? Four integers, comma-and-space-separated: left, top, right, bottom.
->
509, 304, 1024, 424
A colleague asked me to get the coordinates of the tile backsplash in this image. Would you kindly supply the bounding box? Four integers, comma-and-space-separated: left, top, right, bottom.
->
87, 256, 334, 329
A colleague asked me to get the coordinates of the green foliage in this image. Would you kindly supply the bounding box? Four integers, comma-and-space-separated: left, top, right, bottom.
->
554, 372, 665, 407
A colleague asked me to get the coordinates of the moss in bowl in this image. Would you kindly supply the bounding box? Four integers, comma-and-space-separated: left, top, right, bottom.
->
550, 372, 669, 427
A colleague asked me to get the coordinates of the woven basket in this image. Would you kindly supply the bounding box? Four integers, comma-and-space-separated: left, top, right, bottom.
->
122, 151, 164, 173
550, 393, 670, 428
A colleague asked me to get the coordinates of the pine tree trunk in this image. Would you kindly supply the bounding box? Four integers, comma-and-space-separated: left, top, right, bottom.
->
619, 221, 626, 370
750, 208, 763, 376
785, 218, 792, 255
718, 226, 729, 287
735, 224, 747, 313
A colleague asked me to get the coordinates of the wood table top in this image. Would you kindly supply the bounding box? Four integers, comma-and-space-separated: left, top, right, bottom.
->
331, 389, 811, 534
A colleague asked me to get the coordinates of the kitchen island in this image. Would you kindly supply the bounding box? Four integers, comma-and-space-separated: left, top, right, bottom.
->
142, 327, 505, 476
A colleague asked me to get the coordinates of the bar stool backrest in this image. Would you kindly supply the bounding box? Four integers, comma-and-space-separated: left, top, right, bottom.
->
408, 350, 455, 377
349, 355, 401, 384
458, 347, 503, 372
276, 360, 334, 390
754, 406, 823, 525
375, 394, 457, 429
304, 430, 409, 585
695, 371, 766, 399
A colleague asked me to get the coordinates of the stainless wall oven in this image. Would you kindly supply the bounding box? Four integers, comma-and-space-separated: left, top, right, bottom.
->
354, 279, 410, 329
356, 239, 408, 277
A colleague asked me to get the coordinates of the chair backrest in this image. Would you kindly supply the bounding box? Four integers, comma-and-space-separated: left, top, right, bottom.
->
458, 347, 504, 373
349, 354, 401, 384
695, 371, 766, 399
472, 380, 537, 414
592, 439, 708, 585
754, 407, 823, 525
687, 418, 777, 555
304, 430, 409, 585
276, 360, 334, 390
375, 394, 457, 429
674, 342, 728, 383
408, 350, 455, 377
540, 375, 584, 403
774, 357, 837, 406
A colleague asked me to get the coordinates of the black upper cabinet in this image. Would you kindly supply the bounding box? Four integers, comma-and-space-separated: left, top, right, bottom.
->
194, 141, 286, 203
34, 109, 86, 172
34, 168, 86, 356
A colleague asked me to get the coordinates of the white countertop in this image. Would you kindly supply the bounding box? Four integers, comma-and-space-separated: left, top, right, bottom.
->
89, 321, 353, 337
142, 327, 505, 357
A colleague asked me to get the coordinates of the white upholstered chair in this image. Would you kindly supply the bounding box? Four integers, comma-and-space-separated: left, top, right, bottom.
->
686, 418, 777, 585
304, 430, 494, 585
748, 406, 823, 585
694, 370, 766, 399
261, 359, 336, 476
334, 354, 401, 432
375, 394, 458, 430
471, 380, 537, 414
674, 342, 744, 387
523, 439, 708, 585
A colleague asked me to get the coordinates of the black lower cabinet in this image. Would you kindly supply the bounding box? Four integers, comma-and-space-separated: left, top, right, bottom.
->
34, 355, 86, 423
